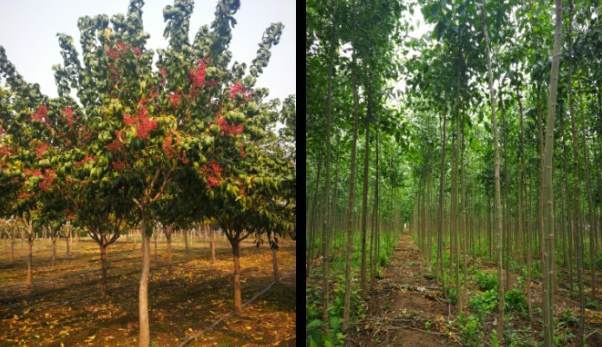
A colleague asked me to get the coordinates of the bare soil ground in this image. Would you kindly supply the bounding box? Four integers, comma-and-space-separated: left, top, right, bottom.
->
349, 233, 456, 346
350, 232, 602, 346
0, 236, 295, 346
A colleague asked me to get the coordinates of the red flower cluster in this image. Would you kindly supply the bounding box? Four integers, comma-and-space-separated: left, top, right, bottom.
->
75, 155, 94, 168
106, 138, 123, 152
201, 160, 222, 188
31, 105, 49, 123
216, 116, 244, 136
189, 59, 206, 90
162, 135, 176, 159
35, 142, 49, 157
0, 145, 12, 157
112, 161, 127, 171
229, 82, 251, 100
169, 92, 181, 108
17, 191, 33, 201
63, 107, 75, 127
123, 107, 158, 140
106, 41, 139, 60
132, 47, 142, 58
24, 168, 42, 178
39, 169, 56, 191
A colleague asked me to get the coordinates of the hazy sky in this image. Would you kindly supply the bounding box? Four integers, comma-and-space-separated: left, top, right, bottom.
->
0, 0, 296, 101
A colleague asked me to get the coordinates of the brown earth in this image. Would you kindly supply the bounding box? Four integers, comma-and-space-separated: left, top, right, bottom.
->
0, 236, 295, 346
348, 233, 457, 346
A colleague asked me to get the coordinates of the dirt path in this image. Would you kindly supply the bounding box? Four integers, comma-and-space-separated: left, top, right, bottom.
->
349, 233, 456, 347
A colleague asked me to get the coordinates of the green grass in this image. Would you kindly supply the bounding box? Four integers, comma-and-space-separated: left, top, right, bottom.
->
306, 230, 398, 347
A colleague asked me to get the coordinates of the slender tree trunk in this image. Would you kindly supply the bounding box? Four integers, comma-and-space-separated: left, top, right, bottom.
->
343, 58, 361, 330
437, 113, 447, 280
542, 1, 563, 345
100, 244, 108, 296
566, 1, 584, 343
517, 87, 532, 323
232, 236, 242, 314
481, 3, 504, 341
184, 229, 189, 254
66, 230, 71, 257
307, 155, 323, 276
10, 234, 15, 263
51, 236, 57, 267
26, 237, 33, 288
270, 234, 280, 283
138, 219, 152, 347
154, 232, 158, 262
210, 227, 216, 263
165, 228, 173, 270
360, 80, 372, 294
321, 15, 336, 324
583, 127, 596, 299
450, 112, 460, 313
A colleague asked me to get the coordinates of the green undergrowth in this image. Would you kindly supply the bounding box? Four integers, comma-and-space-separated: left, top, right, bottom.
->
306, 231, 398, 346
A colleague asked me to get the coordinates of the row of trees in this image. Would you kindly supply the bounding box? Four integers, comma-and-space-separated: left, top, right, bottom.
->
0, 0, 295, 346
407, 0, 601, 345
307, 0, 602, 345
306, 1, 411, 343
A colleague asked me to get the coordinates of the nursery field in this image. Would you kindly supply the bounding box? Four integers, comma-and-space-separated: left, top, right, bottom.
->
0, 235, 296, 346
307, 0, 602, 345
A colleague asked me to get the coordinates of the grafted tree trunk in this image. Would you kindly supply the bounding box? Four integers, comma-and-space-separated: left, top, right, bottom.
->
232, 236, 242, 314
138, 219, 152, 347
100, 244, 108, 296
270, 234, 280, 283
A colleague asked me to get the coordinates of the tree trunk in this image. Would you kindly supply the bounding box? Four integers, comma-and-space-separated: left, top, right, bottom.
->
154, 232, 158, 262
517, 87, 532, 324
450, 112, 460, 313
100, 244, 108, 296
342, 56, 361, 330
307, 154, 323, 276
51, 237, 57, 267
480, 3, 504, 342
26, 238, 33, 288
210, 227, 216, 263
542, 1, 563, 345
66, 231, 71, 257
271, 245, 280, 282
138, 220, 152, 347
232, 237, 242, 314
10, 234, 15, 263
360, 94, 371, 294
184, 229, 189, 254
437, 113, 447, 280
566, 0, 584, 343
166, 229, 172, 270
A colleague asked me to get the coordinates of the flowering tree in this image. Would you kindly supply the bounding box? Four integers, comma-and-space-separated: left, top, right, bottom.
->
1, 0, 290, 345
